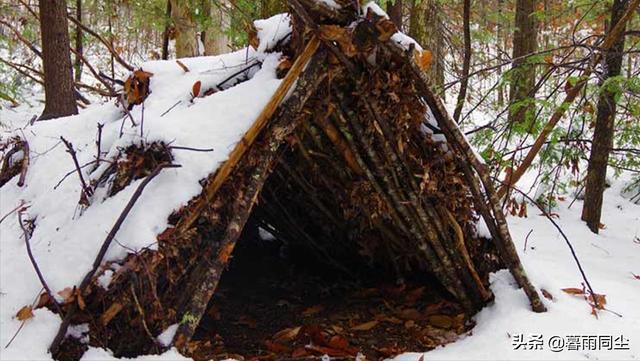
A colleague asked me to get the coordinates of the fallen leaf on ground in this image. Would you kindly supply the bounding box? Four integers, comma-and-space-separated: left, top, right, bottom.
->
272, 326, 301, 342
428, 315, 454, 329
302, 304, 324, 316
352, 320, 378, 331
16, 305, 34, 321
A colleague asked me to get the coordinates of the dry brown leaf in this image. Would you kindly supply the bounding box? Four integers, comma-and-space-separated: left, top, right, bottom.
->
414, 50, 433, 72
541, 288, 554, 301
58, 287, 75, 304
101, 302, 124, 326
428, 315, 454, 329
35, 292, 51, 309
16, 305, 34, 321
291, 347, 309, 358
192, 80, 202, 98
76, 290, 86, 311
302, 304, 324, 316
374, 18, 397, 41
273, 326, 301, 342
351, 320, 378, 331
561, 287, 585, 295
217, 242, 235, 264
398, 308, 423, 320
327, 335, 350, 350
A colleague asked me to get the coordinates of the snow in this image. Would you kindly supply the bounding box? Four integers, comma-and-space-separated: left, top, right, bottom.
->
80, 347, 190, 361
254, 14, 291, 53
318, 0, 341, 10
156, 324, 179, 347
97, 270, 114, 290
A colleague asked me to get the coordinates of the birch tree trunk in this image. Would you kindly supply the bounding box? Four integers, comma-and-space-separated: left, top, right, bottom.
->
171, 0, 198, 58
203, 0, 230, 56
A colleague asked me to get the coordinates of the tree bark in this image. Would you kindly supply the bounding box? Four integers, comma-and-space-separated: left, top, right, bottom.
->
453, 0, 471, 122
203, 0, 230, 55
409, 0, 445, 92
74, 0, 83, 82
387, 0, 403, 31
38, 0, 78, 120
508, 0, 538, 129
161, 0, 171, 60
581, 0, 628, 233
170, 0, 198, 58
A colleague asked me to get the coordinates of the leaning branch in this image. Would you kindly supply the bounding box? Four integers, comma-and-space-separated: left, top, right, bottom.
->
18, 211, 64, 316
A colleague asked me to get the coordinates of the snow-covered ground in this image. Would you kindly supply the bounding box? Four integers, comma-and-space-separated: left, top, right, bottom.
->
1, 7, 639, 361
395, 176, 640, 360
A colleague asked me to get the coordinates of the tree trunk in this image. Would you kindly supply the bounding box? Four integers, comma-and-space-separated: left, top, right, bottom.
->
453, 0, 471, 122
581, 0, 628, 233
38, 0, 78, 120
409, 0, 445, 94
203, 0, 230, 55
74, 0, 83, 82
508, 0, 538, 129
496, 0, 505, 107
161, 0, 171, 60
387, 0, 403, 31
170, 0, 198, 58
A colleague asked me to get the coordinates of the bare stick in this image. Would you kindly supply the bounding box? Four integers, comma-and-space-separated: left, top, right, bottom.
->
169, 146, 214, 152
49, 163, 179, 355
60, 137, 93, 198
18, 211, 64, 316
96, 123, 104, 167
140, 101, 145, 138
160, 101, 181, 117
0, 201, 28, 225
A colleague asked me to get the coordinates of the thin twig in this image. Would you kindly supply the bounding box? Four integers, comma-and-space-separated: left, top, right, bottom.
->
96, 123, 104, 167
523, 229, 533, 253
169, 146, 214, 152
18, 211, 64, 316
0, 201, 28, 225
160, 101, 181, 117
60, 137, 93, 198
